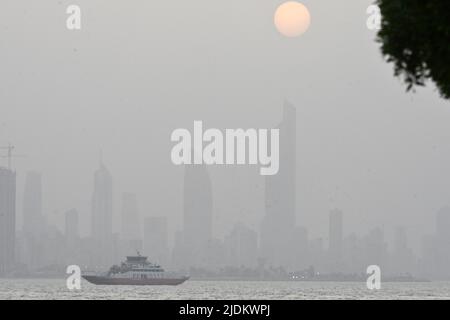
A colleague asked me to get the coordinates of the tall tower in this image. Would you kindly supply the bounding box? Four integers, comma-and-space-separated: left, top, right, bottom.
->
21, 171, 46, 269
436, 207, 450, 278
65, 208, 79, 243
91, 162, 113, 267
328, 209, 343, 271
23, 171, 44, 236
120, 192, 142, 255
224, 223, 258, 267
144, 216, 168, 265
181, 164, 213, 267
261, 101, 296, 267
0, 167, 16, 275
64, 208, 80, 265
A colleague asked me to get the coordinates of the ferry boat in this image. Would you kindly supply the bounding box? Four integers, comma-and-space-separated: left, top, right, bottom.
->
82, 253, 189, 286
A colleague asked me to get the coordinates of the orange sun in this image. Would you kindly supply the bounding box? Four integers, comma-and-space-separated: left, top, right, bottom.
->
274, 2, 311, 37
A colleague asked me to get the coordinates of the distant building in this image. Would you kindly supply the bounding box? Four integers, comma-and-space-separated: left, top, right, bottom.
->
64, 209, 80, 266
205, 238, 226, 269
120, 192, 142, 256
309, 237, 325, 271
65, 208, 79, 243
261, 101, 296, 267
23, 171, 44, 236
0, 167, 16, 276
390, 226, 415, 275
418, 207, 450, 280
419, 234, 438, 279
363, 227, 388, 271
435, 207, 450, 278
91, 162, 113, 268
328, 209, 343, 271
172, 230, 186, 269
224, 223, 258, 268
174, 164, 213, 268
144, 216, 168, 265
343, 233, 364, 274
20, 172, 46, 270
292, 226, 309, 270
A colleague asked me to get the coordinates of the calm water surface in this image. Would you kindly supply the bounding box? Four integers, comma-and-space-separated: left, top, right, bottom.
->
0, 279, 449, 300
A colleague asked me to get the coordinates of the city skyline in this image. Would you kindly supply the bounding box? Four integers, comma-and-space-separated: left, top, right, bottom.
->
2, 101, 450, 279
2, 163, 450, 279
3, 1, 450, 255
0, 167, 16, 276
1, 1, 450, 291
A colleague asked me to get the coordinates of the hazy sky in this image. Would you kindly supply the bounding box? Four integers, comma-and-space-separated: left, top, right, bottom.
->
1, 0, 450, 251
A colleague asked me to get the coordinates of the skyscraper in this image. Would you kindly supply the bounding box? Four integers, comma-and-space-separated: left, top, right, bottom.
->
144, 216, 168, 265
64, 208, 80, 265
224, 223, 258, 267
0, 167, 16, 275
21, 171, 46, 269
121, 193, 140, 240
391, 226, 415, 275
261, 101, 296, 267
23, 171, 44, 236
65, 208, 79, 243
363, 227, 388, 270
292, 226, 309, 270
177, 164, 213, 268
435, 207, 450, 278
328, 209, 343, 272
91, 162, 113, 267
120, 192, 142, 255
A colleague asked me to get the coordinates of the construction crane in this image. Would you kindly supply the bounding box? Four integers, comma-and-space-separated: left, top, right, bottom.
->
0, 144, 27, 170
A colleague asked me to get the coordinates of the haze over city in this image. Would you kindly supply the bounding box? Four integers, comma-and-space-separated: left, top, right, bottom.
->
1, 0, 450, 280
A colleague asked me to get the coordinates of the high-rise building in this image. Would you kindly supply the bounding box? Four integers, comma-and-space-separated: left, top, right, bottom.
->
436, 207, 450, 246
121, 193, 140, 240
328, 209, 343, 271
176, 164, 213, 268
144, 216, 168, 265
120, 192, 142, 256
343, 233, 364, 274
224, 223, 258, 267
435, 207, 450, 278
419, 234, 438, 279
261, 101, 296, 267
0, 167, 16, 275
292, 226, 309, 270
64, 208, 80, 265
391, 226, 415, 275
172, 230, 186, 269
21, 171, 48, 269
91, 162, 113, 268
363, 227, 388, 271
65, 208, 79, 243
22, 171, 44, 236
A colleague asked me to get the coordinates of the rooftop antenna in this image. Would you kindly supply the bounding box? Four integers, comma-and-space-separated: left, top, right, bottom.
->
0, 143, 27, 170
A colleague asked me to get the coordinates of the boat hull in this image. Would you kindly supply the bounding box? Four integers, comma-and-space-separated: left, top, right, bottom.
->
82, 275, 189, 286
